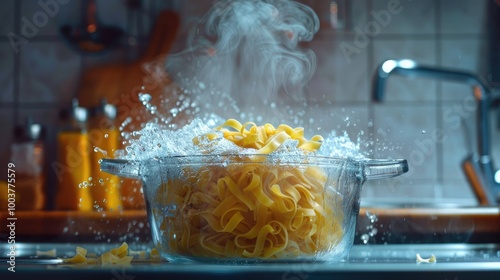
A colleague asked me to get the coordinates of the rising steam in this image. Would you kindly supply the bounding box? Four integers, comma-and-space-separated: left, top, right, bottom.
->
165, 0, 319, 122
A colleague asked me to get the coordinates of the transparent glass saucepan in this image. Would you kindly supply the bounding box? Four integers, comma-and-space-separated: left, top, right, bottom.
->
101, 155, 408, 263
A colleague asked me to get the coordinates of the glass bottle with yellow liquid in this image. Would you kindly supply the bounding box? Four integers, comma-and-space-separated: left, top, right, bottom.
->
55, 99, 93, 211
88, 99, 122, 211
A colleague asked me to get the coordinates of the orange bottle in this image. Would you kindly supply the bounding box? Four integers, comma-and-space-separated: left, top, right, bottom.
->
88, 99, 122, 211
54, 99, 93, 211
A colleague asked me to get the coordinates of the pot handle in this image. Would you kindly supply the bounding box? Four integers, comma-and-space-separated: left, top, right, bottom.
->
363, 159, 409, 180
100, 158, 140, 179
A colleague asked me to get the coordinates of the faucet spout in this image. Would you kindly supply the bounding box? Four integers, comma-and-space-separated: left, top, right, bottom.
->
372, 59, 499, 205
373, 59, 491, 102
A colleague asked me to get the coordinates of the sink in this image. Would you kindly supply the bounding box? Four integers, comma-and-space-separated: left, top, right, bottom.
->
355, 206, 500, 244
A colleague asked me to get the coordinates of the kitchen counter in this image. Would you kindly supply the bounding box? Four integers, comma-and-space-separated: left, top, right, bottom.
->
1, 243, 500, 280
2, 207, 499, 279
2, 207, 499, 244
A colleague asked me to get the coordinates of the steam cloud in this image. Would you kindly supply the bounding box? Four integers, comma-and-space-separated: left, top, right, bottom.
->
165, 0, 320, 123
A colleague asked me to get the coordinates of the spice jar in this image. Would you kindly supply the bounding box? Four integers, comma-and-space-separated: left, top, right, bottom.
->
88, 99, 122, 211
54, 99, 93, 211
10, 118, 46, 210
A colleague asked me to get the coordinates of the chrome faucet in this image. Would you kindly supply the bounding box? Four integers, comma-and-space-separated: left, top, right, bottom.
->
372, 59, 500, 205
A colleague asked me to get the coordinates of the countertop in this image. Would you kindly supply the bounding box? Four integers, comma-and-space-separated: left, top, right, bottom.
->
1, 243, 500, 280
2, 207, 499, 244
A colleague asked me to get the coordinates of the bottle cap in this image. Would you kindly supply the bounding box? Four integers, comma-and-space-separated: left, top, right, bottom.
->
14, 117, 45, 142
72, 99, 88, 123
95, 98, 117, 120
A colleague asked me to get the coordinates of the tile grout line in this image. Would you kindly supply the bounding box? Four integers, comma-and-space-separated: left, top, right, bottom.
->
367, 0, 375, 161
13, 0, 20, 125
435, 0, 444, 194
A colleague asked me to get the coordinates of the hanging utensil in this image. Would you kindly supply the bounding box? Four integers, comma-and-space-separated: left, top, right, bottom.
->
60, 0, 124, 53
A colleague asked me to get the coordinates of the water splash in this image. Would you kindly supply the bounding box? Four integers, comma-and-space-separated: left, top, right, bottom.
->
115, 0, 368, 161
360, 211, 379, 244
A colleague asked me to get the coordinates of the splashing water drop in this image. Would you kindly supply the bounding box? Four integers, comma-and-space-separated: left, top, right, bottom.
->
366, 210, 378, 223
93, 147, 107, 157
369, 228, 378, 237
138, 93, 152, 104
360, 234, 369, 244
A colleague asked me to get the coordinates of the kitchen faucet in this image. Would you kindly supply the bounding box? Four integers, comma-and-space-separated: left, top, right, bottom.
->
372, 59, 500, 205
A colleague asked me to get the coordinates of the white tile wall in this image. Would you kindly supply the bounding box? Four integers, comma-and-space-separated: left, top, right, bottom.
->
0, 43, 15, 103
19, 42, 81, 103
95, 0, 128, 32
307, 104, 370, 143
20, 0, 82, 36
306, 35, 370, 102
373, 0, 436, 35
372, 104, 438, 179
440, 0, 488, 35
440, 39, 489, 101
0, 0, 15, 36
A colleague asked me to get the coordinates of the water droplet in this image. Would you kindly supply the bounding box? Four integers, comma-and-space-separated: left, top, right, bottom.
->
369, 228, 378, 237
139, 93, 152, 104
360, 234, 369, 244
63, 227, 69, 233
366, 210, 378, 223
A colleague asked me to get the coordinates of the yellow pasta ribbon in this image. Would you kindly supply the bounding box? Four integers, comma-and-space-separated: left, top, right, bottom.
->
155, 119, 343, 259
194, 119, 324, 154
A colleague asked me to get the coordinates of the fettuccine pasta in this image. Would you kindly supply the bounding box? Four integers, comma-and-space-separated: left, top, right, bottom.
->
155, 119, 343, 259
59, 242, 158, 266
